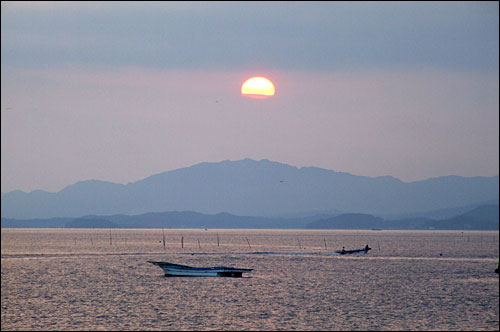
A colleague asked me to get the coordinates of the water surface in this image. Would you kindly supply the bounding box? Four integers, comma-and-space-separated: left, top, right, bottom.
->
1, 229, 498, 330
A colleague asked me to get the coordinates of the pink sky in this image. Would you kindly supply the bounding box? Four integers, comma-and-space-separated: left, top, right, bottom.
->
2, 66, 498, 193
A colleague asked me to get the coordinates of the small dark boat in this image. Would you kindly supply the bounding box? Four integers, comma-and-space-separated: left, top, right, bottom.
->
148, 261, 253, 278
336, 245, 371, 255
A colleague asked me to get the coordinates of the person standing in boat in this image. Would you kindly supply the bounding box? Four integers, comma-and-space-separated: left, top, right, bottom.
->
341, 247, 346, 254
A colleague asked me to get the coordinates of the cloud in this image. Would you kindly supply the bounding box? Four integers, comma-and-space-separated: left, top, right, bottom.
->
1, 2, 498, 71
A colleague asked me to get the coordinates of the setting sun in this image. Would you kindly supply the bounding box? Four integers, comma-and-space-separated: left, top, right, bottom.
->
241, 76, 275, 98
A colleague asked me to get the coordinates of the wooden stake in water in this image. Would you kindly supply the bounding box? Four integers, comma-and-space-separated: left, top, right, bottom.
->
109, 229, 113, 246
297, 238, 302, 250
217, 233, 220, 247
324, 238, 327, 250
245, 237, 251, 248
181, 235, 184, 249
198, 239, 201, 249
162, 228, 166, 249
377, 239, 381, 250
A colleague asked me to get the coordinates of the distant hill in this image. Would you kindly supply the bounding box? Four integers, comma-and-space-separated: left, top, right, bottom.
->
306, 213, 385, 229
2, 205, 498, 230
305, 205, 499, 230
379, 199, 499, 220
1, 158, 498, 219
65, 218, 119, 228
0, 217, 72, 228
61, 211, 309, 229
422, 204, 499, 230
1, 210, 325, 229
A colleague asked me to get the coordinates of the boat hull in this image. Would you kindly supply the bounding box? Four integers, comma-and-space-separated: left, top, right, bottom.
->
335, 247, 371, 255
148, 261, 253, 278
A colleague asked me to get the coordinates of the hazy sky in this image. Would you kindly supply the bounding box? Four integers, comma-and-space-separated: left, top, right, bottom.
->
1, 1, 499, 193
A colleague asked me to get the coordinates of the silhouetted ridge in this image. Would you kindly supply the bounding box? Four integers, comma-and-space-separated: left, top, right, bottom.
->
1, 159, 498, 219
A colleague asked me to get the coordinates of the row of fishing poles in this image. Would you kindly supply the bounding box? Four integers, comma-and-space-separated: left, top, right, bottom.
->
96, 229, 382, 251
156, 228, 382, 251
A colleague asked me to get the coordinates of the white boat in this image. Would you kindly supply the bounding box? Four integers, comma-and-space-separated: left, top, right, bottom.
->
148, 261, 253, 278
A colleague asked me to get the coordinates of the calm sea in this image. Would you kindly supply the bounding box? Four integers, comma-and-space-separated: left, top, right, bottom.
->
1, 229, 499, 331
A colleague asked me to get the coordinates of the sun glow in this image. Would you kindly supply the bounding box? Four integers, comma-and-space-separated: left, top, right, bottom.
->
241, 77, 275, 98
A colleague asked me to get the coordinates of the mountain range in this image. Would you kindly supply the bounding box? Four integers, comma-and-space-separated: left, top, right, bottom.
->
1, 158, 499, 220
1, 204, 497, 230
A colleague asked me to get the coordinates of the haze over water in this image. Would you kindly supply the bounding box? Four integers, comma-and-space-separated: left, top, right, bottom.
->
1, 229, 498, 331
